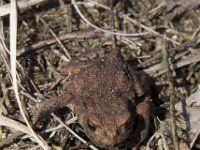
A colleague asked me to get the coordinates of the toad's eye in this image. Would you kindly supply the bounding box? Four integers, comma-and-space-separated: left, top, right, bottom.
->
87, 120, 96, 132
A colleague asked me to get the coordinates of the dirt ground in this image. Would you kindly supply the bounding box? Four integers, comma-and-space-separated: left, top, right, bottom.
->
0, 0, 200, 149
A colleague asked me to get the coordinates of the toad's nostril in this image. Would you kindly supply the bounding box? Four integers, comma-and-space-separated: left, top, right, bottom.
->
103, 131, 108, 136
103, 132, 116, 140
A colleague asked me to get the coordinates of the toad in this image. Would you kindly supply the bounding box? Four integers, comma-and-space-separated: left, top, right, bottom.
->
33, 48, 151, 149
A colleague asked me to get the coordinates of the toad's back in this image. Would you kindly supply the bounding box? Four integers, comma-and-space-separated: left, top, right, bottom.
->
34, 49, 151, 149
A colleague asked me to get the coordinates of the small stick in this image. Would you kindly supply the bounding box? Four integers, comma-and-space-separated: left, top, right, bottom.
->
17, 29, 105, 57
143, 54, 200, 75
124, 15, 180, 45
71, 0, 148, 37
85, 0, 179, 45
0, 0, 48, 17
162, 40, 179, 150
139, 37, 200, 69
0, 131, 24, 148
110, 0, 116, 48
190, 129, 200, 149
39, 17, 71, 61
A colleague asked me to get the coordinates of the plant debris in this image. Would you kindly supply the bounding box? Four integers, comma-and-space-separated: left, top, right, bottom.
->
0, 0, 200, 149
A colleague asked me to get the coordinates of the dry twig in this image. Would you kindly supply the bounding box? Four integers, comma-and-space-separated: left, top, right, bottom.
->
39, 17, 71, 61
162, 40, 179, 150
0, 0, 48, 17
17, 29, 105, 56
71, 0, 148, 37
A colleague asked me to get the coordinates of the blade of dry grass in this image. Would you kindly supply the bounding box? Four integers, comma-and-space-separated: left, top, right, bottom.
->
84, 0, 179, 45
143, 54, 200, 75
71, 0, 148, 37
9, 1, 49, 149
0, 0, 48, 17
0, 131, 24, 148
0, 115, 31, 135
39, 17, 71, 61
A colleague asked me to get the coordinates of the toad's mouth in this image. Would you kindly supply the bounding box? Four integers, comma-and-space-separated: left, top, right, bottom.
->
90, 140, 116, 149
86, 134, 128, 149
90, 139, 130, 149
83, 127, 134, 149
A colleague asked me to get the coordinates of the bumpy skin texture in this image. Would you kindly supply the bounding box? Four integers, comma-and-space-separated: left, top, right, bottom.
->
33, 48, 151, 149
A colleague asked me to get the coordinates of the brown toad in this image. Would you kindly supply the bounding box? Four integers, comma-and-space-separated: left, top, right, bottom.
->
33, 48, 151, 149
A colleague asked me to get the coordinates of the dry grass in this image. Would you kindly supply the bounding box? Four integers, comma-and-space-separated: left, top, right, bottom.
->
0, 0, 200, 149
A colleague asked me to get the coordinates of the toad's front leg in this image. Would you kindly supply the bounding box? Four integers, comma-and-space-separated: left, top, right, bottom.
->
33, 93, 75, 125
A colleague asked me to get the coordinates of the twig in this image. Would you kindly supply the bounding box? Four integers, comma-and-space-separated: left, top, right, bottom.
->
143, 54, 200, 75
39, 17, 71, 61
124, 15, 180, 45
71, 0, 148, 37
0, 115, 31, 135
17, 29, 105, 57
138, 37, 200, 68
165, 0, 200, 21
110, 0, 116, 48
45, 116, 77, 133
20, 90, 40, 102
146, 132, 169, 150
0, 1, 5, 40
162, 40, 179, 150
58, 0, 72, 32
52, 49, 70, 63
0, 131, 24, 148
84, 0, 180, 45
0, 0, 48, 17
190, 128, 200, 149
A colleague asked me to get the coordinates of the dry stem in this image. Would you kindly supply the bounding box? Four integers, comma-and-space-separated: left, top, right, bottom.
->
162, 40, 179, 150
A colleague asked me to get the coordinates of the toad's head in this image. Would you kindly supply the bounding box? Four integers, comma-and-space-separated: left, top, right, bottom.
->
77, 98, 136, 148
